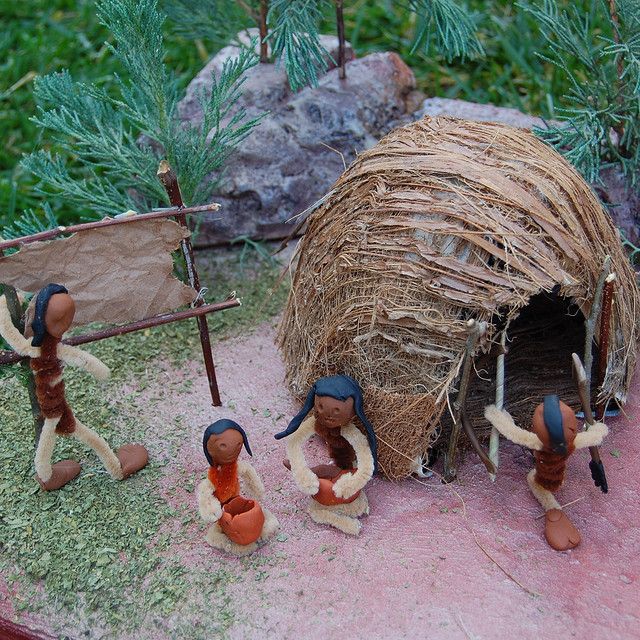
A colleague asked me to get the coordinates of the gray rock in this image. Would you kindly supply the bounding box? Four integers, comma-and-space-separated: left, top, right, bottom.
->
417, 97, 639, 243
178, 34, 416, 244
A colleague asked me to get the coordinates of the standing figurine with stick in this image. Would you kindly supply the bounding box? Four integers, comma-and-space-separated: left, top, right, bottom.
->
484, 386, 608, 551
0, 284, 148, 490
197, 419, 279, 555
275, 375, 377, 536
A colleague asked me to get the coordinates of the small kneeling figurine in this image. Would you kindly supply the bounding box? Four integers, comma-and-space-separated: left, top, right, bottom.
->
197, 419, 279, 555
484, 395, 607, 551
0, 284, 148, 490
275, 375, 377, 536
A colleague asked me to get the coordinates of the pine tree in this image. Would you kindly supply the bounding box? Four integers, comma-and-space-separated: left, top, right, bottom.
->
19, 0, 262, 222
521, 0, 640, 187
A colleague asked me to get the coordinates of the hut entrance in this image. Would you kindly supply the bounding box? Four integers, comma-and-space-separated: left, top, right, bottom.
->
444, 290, 592, 444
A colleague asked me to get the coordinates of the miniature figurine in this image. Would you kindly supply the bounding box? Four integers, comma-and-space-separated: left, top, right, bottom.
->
275, 375, 377, 536
484, 395, 608, 551
0, 284, 148, 490
197, 419, 279, 555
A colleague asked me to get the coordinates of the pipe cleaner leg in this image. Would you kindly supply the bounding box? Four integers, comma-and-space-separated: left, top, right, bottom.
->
205, 523, 258, 556
259, 508, 280, 542
527, 469, 580, 551
337, 491, 369, 518
308, 500, 362, 536
35, 417, 81, 490
73, 420, 124, 480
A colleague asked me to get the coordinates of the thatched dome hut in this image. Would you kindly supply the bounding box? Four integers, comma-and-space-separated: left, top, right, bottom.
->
279, 116, 639, 480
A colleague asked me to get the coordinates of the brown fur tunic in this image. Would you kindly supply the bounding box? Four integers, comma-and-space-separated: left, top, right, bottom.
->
30, 333, 76, 435
314, 422, 356, 470
533, 443, 575, 492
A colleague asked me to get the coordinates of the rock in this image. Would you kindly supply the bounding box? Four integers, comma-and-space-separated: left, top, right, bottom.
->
417, 97, 639, 243
178, 33, 416, 245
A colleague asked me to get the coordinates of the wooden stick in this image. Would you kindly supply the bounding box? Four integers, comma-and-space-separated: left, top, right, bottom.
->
488, 327, 508, 481
157, 160, 225, 407
583, 255, 611, 398
0, 300, 241, 366
0, 204, 220, 252
595, 273, 616, 419
0, 282, 44, 443
443, 319, 486, 482
335, 0, 346, 80
259, 0, 269, 63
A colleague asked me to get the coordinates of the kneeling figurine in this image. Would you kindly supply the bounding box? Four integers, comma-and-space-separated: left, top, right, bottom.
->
197, 419, 279, 555
275, 375, 377, 536
484, 395, 607, 551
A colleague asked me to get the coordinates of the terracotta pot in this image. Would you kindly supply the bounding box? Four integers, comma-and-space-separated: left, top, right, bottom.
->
313, 469, 360, 506
219, 496, 265, 545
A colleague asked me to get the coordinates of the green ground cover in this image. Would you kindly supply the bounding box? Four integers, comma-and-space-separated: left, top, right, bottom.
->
0, 0, 602, 229
0, 253, 288, 635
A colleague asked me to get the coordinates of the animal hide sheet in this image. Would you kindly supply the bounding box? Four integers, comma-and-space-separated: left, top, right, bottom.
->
0, 218, 197, 326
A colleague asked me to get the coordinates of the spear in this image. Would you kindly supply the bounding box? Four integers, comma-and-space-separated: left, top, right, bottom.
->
572, 353, 608, 493
580, 257, 615, 493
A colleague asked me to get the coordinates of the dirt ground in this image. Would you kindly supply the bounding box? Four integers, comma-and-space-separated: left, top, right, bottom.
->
2, 321, 639, 639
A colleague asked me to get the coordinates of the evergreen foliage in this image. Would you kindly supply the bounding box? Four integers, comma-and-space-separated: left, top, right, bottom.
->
407, 0, 484, 60
164, 0, 483, 90
20, 0, 262, 220
521, 0, 640, 186
163, 0, 250, 43
268, 0, 330, 91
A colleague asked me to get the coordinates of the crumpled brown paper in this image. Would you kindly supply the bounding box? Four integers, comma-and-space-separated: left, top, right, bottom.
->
0, 218, 197, 326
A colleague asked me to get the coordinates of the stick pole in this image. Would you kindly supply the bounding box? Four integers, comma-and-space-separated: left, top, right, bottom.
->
157, 160, 224, 406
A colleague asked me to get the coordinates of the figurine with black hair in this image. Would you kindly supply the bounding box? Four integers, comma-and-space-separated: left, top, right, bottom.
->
197, 419, 279, 555
275, 375, 377, 536
0, 284, 148, 491
484, 394, 607, 551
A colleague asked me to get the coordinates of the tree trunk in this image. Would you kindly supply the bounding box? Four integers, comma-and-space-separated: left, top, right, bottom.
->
335, 0, 346, 80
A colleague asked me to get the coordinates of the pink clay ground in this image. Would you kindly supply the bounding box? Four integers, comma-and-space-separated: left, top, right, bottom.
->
162, 323, 640, 640
4, 321, 640, 639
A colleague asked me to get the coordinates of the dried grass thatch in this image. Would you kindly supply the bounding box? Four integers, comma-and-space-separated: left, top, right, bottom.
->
278, 116, 639, 480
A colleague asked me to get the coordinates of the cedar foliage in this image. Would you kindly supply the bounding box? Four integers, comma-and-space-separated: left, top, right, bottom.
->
522, 0, 640, 186
19, 0, 262, 225
165, 0, 483, 90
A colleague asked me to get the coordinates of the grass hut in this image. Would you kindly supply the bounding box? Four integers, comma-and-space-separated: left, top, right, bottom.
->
279, 116, 639, 480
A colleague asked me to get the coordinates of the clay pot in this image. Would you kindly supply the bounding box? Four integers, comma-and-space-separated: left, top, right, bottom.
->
313, 469, 360, 506
219, 496, 265, 545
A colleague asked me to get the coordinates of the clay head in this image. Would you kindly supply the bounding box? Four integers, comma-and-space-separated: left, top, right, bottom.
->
30, 284, 74, 346
313, 394, 355, 430
532, 395, 578, 455
203, 419, 252, 466
275, 374, 378, 471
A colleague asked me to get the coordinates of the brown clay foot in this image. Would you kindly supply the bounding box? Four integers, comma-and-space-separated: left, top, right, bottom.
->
283, 458, 292, 470
36, 460, 81, 491
117, 444, 149, 479
544, 508, 581, 551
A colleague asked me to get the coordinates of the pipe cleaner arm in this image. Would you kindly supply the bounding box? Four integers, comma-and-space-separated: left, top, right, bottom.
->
286, 415, 320, 495
332, 423, 375, 499
484, 405, 544, 451
574, 422, 608, 449
0, 295, 40, 358
197, 477, 222, 522
56, 344, 110, 381
237, 460, 265, 500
